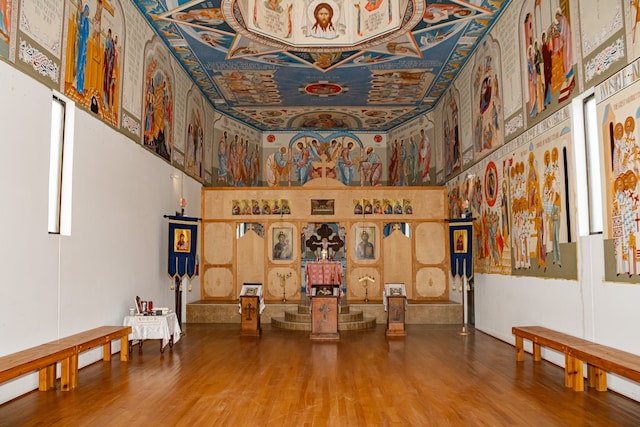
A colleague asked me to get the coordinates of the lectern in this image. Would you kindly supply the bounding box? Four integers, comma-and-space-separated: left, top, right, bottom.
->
240, 295, 261, 336
386, 295, 407, 337
384, 283, 407, 337
239, 284, 264, 337
310, 285, 340, 341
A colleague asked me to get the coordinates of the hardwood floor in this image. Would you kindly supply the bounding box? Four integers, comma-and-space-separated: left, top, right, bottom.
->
1, 324, 640, 426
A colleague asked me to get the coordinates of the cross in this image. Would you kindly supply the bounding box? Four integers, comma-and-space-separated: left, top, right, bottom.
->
393, 223, 401, 231
243, 303, 256, 321
318, 303, 331, 322
635, 212, 640, 232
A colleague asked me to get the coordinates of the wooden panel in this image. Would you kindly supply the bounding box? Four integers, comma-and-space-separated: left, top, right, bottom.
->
203, 186, 447, 220
202, 185, 449, 302
348, 267, 381, 300
203, 222, 234, 265
266, 267, 299, 301
203, 267, 234, 298
383, 228, 413, 299
236, 227, 264, 292
415, 222, 446, 264
415, 267, 447, 299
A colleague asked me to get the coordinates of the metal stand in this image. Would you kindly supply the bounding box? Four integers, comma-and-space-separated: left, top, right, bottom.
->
459, 275, 471, 336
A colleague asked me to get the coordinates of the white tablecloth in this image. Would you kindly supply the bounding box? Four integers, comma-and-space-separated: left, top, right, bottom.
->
123, 312, 181, 349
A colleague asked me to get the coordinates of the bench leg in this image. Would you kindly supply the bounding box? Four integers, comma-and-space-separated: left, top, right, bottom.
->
60, 357, 71, 391
38, 364, 55, 391
70, 354, 78, 389
533, 343, 541, 361
565, 355, 584, 391
103, 342, 112, 362
120, 336, 129, 361
515, 336, 524, 362
587, 364, 607, 391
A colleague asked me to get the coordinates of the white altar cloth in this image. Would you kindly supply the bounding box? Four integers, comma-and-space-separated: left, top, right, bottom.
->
123, 312, 181, 349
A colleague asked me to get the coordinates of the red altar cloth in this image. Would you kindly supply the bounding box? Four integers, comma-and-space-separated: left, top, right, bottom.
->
305, 261, 342, 294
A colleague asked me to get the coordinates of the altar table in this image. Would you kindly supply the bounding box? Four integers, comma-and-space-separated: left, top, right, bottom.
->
305, 261, 342, 295
123, 312, 181, 354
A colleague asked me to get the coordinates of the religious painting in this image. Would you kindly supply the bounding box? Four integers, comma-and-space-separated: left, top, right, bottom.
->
392, 199, 403, 214
311, 199, 334, 215
240, 284, 261, 296
471, 37, 504, 161
385, 283, 406, 297
518, 0, 575, 126
261, 200, 272, 215
142, 50, 174, 162
272, 227, 293, 260
174, 228, 191, 252
184, 92, 205, 181
311, 284, 339, 296
353, 199, 363, 215
453, 229, 467, 254
403, 200, 413, 214
355, 226, 375, 260
63, 0, 125, 126
0, 0, 13, 60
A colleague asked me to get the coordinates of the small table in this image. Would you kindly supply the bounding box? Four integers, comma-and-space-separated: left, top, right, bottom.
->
123, 313, 181, 354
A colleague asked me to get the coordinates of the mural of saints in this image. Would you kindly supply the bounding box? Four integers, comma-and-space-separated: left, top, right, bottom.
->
142, 63, 173, 162
611, 117, 640, 276
64, 0, 123, 126
472, 38, 504, 160
185, 107, 204, 180
443, 90, 461, 178
520, 1, 575, 120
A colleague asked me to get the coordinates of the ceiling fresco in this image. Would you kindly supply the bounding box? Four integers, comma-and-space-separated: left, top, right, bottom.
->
132, 0, 511, 132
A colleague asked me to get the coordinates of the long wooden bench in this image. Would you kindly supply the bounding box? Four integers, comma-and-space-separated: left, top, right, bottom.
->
0, 326, 131, 392
513, 326, 640, 392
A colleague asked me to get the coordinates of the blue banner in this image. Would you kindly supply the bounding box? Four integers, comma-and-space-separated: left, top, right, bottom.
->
167, 216, 199, 279
448, 220, 473, 279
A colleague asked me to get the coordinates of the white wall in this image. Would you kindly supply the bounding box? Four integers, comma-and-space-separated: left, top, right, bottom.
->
0, 61, 201, 404
474, 231, 640, 401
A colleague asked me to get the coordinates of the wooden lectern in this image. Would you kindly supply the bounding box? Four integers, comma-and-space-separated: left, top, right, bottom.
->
310, 289, 340, 341
240, 295, 261, 337
386, 295, 407, 337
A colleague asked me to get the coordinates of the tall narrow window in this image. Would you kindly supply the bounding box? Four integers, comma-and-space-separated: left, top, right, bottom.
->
584, 94, 603, 234
48, 93, 74, 235
48, 96, 65, 233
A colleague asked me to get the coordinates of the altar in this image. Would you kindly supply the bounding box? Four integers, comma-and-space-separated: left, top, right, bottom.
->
304, 260, 342, 297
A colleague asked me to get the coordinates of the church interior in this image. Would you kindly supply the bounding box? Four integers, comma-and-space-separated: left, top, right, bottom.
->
2, 0, 640, 423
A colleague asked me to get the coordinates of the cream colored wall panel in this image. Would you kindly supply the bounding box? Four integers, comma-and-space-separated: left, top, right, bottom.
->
415, 222, 446, 264
383, 230, 413, 299
203, 267, 233, 298
203, 222, 233, 264
348, 267, 381, 300
415, 267, 447, 299
236, 228, 264, 292
267, 267, 300, 301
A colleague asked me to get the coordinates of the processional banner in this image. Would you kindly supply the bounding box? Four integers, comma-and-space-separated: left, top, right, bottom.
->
449, 220, 473, 279
167, 215, 199, 279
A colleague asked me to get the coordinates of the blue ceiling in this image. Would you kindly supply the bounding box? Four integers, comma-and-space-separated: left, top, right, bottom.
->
132, 0, 511, 132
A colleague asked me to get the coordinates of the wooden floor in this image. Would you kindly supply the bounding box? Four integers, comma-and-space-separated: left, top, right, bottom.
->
1, 324, 640, 426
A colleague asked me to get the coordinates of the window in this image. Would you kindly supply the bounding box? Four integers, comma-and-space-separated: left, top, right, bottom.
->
573, 91, 603, 236
584, 94, 603, 234
48, 93, 74, 235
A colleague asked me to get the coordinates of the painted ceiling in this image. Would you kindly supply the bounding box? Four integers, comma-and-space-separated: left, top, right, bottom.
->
132, 0, 511, 132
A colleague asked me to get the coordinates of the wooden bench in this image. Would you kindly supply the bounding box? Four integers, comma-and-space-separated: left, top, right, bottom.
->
513, 326, 640, 392
0, 326, 131, 392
